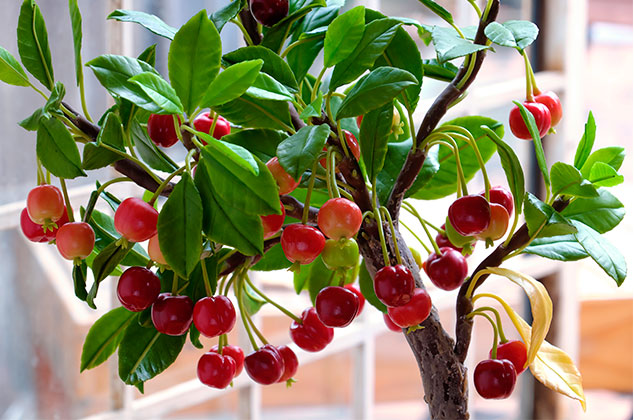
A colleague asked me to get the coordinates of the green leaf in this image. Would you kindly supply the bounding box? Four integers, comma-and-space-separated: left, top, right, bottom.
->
524, 234, 588, 261
413, 116, 502, 200
97, 113, 125, 152
277, 124, 330, 181
0, 46, 30, 87
81, 307, 136, 371
88, 209, 150, 267
405, 148, 440, 198
299, 91, 323, 120
253, 243, 293, 271
417, 0, 453, 24
68, 0, 84, 86
72, 261, 88, 301
82, 143, 122, 170
580, 146, 625, 178
421, 58, 459, 81
323, 6, 365, 67
359, 260, 387, 313
524, 192, 577, 238
329, 18, 401, 90
199, 144, 279, 215
211, 0, 245, 32
211, 95, 292, 131
131, 121, 178, 173
157, 173, 203, 279
168, 10, 221, 115
485, 20, 539, 49
246, 72, 295, 101
118, 322, 186, 385
561, 189, 625, 234
550, 162, 598, 198
137, 44, 157, 67
431, 27, 488, 63
200, 60, 263, 108
573, 111, 596, 169
261, 0, 327, 53
189, 324, 203, 349
87, 241, 133, 308
481, 125, 525, 214
515, 101, 550, 189
197, 132, 259, 175
194, 161, 264, 255
17, 0, 54, 89
360, 103, 393, 180
223, 46, 299, 92
187, 256, 220, 302
44, 82, 66, 114
36, 117, 85, 179
572, 220, 627, 286
588, 162, 624, 187
222, 129, 287, 162
335, 67, 417, 119
129, 72, 184, 114
241, 283, 267, 316
19, 108, 45, 131
107, 9, 177, 40
376, 140, 411, 204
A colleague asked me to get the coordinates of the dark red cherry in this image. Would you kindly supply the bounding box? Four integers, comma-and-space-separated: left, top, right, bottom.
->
490, 340, 528, 375
250, 0, 289, 27
117, 267, 161, 312
481, 186, 514, 216
277, 345, 299, 383
244, 344, 285, 385
290, 307, 334, 352
424, 247, 468, 291
344, 284, 365, 316
315, 286, 360, 328
197, 352, 236, 389
151, 293, 193, 336
280, 224, 325, 264
448, 195, 491, 237
509, 101, 551, 140
147, 114, 181, 148
534, 91, 562, 127
210, 344, 245, 377
261, 200, 285, 239
387, 288, 432, 328
192, 112, 231, 140
373, 265, 415, 307
383, 313, 402, 332
474, 359, 517, 399
193, 295, 237, 338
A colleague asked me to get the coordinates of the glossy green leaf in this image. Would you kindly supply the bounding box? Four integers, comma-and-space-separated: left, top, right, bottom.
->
572, 220, 627, 286
323, 6, 365, 67
573, 111, 596, 169
277, 124, 330, 181
376, 140, 411, 204
485, 20, 539, 49
241, 283, 267, 316
360, 103, 393, 180
68, 0, 84, 86
19, 108, 45, 131
187, 256, 220, 302
550, 162, 598, 198
417, 0, 453, 24
253, 243, 293, 271
561, 189, 624, 234
524, 192, 577, 238
421, 58, 459, 81
157, 173, 203, 279
168, 10, 221, 115
580, 147, 625, 178
329, 18, 401, 90
335, 67, 417, 119
200, 60, 263, 107
88, 241, 133, 308
431, 27, 488, 63
36, 117, 85, 179
44, 82, 66, 114
221, 129, 287, 162
515, 101, 550, 188
211, 95, 292, 131
0, 46, 30, 87
72, 261, 88, 301
97, 113, 125, 152
129, 72, 184, 114
524, 234, 588, 261
359, 260, 387, 313
197, 132, 259, 175
299, 91, 323, 120
88, 209, 150, 267
130, 121, 178, 173
223, 46, 299, 92
261, 0, 327, 53
17, 0, 54, 89
246, 72, 294, 101
81, 307, 136, 371
211, 0, 245, 31
588, 162, 624, 187
118, 321, 186, 386
107, 9, 177, 40
405, 148, 440, 198
481, 125, 525, 214
189, 324, 203, 349
82, 143, 123, 170
414, 116, 502, 200
137, 44, 157, 67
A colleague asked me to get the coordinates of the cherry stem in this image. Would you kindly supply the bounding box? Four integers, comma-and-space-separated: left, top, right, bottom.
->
372, 181, 391, 267
330, 149, 341, 198
425, 134, 468, 197
209, 112, 219, 137
58, 178, 75, 223
230, 18, 254, 46
467, 310, 499, 359
82, 176, 131, 223
456, 53, 477, 90
521, 49, 535, 102
465, 269, 494, 299
467, 0, 482, 17
475, 305, 508, 343
336, 121, 350, 159
400, 220, 432, 254
36, 159, 45, 185
218, 334, 227, 354
325, 147, 335, 199
240, 273, 269, 345
171, 274, 179, 296
380, 206, 402, 265
245, 276, 302, 323
235, 272, 259, 350
201, 257, 213, 297
181, 125, 206, 150
184, 149, 196, 176
148, 165, 186, 206
218, 249, 238, 266
311, 67, 327, 103
302, 160, 319, 224
402, 202, 441, 255
444, 129, 491, 200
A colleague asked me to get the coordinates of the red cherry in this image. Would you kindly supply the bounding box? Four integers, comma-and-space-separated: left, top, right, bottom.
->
55, 222, 95, 260
277, 345, 299, 383
197, 352, 236, 389
448, 195, 491, 237
210, 344, 245, 377
343, 130, 361, 161
193, 295, 237, 338
317, 198, 362, 240
435, 231, 464, 254
266, 157, 300, 195
476, 203, 510, 242
534, 91, 562, 127
356, 115, 363, 128
474, 359, 517, 399
27, 184, 65, 225
387, 288, 432, 328
147, 114, 181, 148
261, 200, 285, 239
193, 112, 231, 141
117, 266, 161, 312
20, 207, 68, 242
290, 307, 334, 352
114, 197, 159, 243
424, 247, 468, 291
509, 101, 551, 140
316, 286, 359, 328
148, 234, 167, 265
250, 0, 289, 27
373, 265, 415, 307
344, 284, 365, 316
280, 224, 325, 264
383, 312, 402, 332
480, 186, 514, 216
244, 344, 285, 385
490, 340, 528, 375
151, 293, 194, 336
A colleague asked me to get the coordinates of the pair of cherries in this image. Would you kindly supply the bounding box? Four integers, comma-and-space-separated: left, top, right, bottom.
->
475, 340, 528, 399
147, 111, 231, 148
509, 91, 563, 140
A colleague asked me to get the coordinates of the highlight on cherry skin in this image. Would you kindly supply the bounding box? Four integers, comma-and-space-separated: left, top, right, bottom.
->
147, 114, 181, 148
197, 352, 236, 389
424, 247, 469, 291
244, 344, 285, 385
117, 266, 161, 312
193, 295, 237, 338
290, 307, 334, 352
280, 223, 326, 265
151, 293, 194, 336
26, 184, 65, 226
473, 358, 517, 400
315, 285, 360, 328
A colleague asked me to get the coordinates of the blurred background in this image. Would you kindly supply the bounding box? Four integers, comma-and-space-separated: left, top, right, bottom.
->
0, 0, 631, 419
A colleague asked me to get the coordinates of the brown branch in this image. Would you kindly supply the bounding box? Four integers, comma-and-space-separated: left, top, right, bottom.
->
239, 8, 263, 45
280, 195, 318, 222
454, 197, 570, 362
386, 1, 500, 218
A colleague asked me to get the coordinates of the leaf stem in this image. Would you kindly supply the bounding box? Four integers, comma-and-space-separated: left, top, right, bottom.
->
59, 177, 75, 222
403, 201, 441, 255
311, 67, 327, 103
521, 49, 535, 102
201, 257, 213, 297
380, 206, 402, 265
372, 181, 391, 267
303, 160, 319, 224
467, 310, 499, 358
231, 18, 254, 46
148, 165, 186, 206
281, 35, 322, 58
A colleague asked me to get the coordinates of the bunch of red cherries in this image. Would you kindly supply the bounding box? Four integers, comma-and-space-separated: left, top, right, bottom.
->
509, 90, 562, 140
